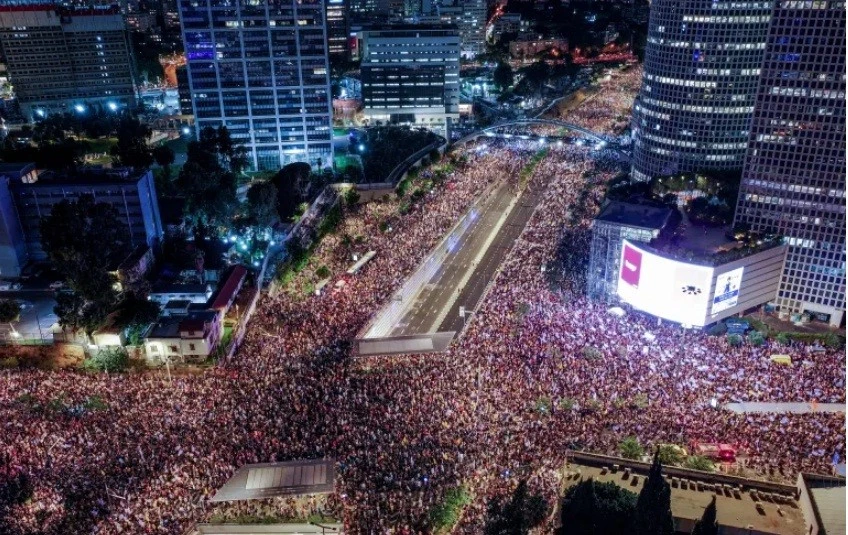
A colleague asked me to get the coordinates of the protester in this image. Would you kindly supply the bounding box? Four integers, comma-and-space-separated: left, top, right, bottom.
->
0, 73, 842, 534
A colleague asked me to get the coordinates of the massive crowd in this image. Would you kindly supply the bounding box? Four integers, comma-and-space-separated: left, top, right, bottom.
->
0, 75, 844, 535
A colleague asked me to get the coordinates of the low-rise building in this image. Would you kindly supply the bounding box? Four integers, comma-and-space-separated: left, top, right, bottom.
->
208, 265, 247, 317
148, 282, 212, 308
144, 309, 221, 364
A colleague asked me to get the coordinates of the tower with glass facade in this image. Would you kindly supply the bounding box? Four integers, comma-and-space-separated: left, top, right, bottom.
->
734, 0, 845, 326
630, 0, 772, 181
178, 0, 333, 171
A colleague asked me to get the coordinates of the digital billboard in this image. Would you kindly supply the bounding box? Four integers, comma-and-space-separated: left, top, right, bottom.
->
617, 240, 714, 326
711, 267, 744, 314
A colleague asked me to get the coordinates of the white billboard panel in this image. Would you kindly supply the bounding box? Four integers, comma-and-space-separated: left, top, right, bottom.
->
711, 267, 744, 314
617, 240, 714, 326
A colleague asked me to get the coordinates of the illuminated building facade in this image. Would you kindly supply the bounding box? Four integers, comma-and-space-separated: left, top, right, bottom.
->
630, 0, 772, 181
360, 24, 459, 136
734, 0, 846, 326
0, 4, 137, 122
178, 0, 334, 171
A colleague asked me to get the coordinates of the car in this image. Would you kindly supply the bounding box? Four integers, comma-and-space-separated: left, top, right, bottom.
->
0, 282, 22, 291
48, 281, 66, 290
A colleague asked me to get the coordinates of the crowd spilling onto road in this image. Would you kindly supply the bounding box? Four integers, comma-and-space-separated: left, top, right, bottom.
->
0, 74, 843, 535
549, 65, 643, 136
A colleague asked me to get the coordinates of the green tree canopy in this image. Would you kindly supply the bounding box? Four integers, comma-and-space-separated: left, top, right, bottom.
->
40, 195, 130, 336
272, 162, 312, 222
494, 61, 515, 91
484, 480, 548, 535
634, 452, 675, 535
691, 496, 718, 535
556, 479, 638, 535
246, 181, 280, 228
111, 113, 153, 169
0, 299, 20, 323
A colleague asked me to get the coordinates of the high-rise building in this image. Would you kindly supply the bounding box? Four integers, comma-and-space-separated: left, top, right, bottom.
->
326, 0, 349, 60
733, 2, 846, 327
178, 0, 334, 171
458, 0, 485, 58
630, 0, 772, 182
0, 3, 137, 122
175, 65, 191, 116
360, 24, 459, 137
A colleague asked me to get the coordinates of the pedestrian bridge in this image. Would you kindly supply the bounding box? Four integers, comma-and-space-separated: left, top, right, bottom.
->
454, 118, 611, 146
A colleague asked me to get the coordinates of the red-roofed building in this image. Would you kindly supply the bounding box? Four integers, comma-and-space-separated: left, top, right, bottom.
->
209, 265, 248, 316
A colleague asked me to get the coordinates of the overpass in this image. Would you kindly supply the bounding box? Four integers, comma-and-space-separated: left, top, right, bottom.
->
453, 118, 630, 160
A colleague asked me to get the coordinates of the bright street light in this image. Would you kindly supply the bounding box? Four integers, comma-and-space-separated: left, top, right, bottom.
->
74, 104, 85, 113
182, 126, 191, 135
107, 102, 117, 111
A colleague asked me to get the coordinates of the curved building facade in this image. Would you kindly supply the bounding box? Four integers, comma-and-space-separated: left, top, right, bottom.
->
630, 0, 773, 181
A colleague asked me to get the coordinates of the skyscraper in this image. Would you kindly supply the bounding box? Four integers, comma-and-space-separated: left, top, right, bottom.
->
360, 24, 459, 137
326, 0, 349, 60
178, 0, 334, 171
0, 3, 137, 122
458, 0, 485, 58
734, 2, 845, 326
630, 0, 772, 181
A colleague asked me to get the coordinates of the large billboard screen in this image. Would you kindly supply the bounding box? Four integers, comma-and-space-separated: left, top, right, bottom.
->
711, 267, 744, 314
617, 241, 714, 326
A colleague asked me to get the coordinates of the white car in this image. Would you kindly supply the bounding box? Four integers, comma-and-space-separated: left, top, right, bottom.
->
48, 281, 65, 290
0, 282, 22, 291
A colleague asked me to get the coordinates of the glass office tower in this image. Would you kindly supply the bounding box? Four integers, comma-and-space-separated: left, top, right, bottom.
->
630, 0, 772, 181
734, 0, 846, 326
178, 0, 334, 171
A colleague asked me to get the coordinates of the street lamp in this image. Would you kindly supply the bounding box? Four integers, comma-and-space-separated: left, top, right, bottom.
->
74, 104, 86, 113
107, 101, 117, 111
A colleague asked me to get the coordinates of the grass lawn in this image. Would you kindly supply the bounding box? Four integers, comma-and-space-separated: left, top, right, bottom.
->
85, 137, 117, 153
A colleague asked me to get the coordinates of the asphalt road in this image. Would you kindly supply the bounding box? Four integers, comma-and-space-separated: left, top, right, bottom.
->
438, 175, 549, 333
389, 171, 551, 337
0, 289, 58, 341
390, 183, 513, 336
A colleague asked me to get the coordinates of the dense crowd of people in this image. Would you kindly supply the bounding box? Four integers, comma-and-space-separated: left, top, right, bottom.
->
0, 74, 844, 535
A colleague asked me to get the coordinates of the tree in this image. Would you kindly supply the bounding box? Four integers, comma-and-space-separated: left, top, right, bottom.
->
521, 61, 550, 97
656, 444, 685, 466
484, 480, 548, 535
684, 456, 715, 473
246, 181, 279, 228
41, 195, 130, 337
494, 61, 515, 91
557, 480, 638, 535
176, 126, 244, 234
83, 346, 130, 372
272, 162, 312, 222
114, 292, 161, 345
0, 300, 20, 323
619, 437, 644, 460
111, 113, 153, 169
633, 452, 675, 535
40, 195, 130, 297
691, 496, 718, 535
152, 144, 176, 180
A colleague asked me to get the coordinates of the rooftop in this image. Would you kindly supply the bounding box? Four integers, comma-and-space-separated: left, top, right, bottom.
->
147, 310, 218, 339
568, 453, 805, 535
11, 166, 148, 187
211, 459, 336, 503
595, 200, 675, 231
801, 473, 846, 535
209, 265, 248, 311
150, 282, 211, 295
